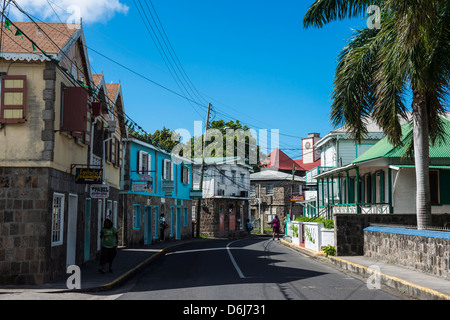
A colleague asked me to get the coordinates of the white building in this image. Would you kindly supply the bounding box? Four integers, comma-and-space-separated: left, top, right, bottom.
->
192, 157, 253, 237
305, 118, 385, 217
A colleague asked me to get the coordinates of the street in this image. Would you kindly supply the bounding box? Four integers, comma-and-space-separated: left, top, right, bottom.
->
118, 237, 403, 300
0, 237, 405, 301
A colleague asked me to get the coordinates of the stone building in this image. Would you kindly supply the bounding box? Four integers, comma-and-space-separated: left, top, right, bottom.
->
0, 22, 125, 285
250, 170, 305, 232
193, 158, 252, 238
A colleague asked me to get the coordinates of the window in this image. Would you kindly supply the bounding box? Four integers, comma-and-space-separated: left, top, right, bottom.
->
430, 170, 439, 205
51, 193, 65, 246
153, 206, 159, 239
181, 166, 190, 184
138, 151, 151, 174
250, 184, 256, 196
219, 170, 226, 184
0, 75, 27, 124
266, 183, 274, 195
231, 171, 236, 183
163, 159, 173, 180
240, 173, 245, 185
132, 205, 141, 230
183, 207, 188, 226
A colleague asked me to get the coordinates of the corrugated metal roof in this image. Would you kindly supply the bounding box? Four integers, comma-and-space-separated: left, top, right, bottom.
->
353, 117, 450, 164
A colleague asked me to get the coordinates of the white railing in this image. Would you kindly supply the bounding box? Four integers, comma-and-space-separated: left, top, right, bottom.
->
306, 166, 335, 184
331, 204, 391, 214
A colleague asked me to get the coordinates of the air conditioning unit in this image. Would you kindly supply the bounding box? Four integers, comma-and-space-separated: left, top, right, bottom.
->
107, 121, 117, 133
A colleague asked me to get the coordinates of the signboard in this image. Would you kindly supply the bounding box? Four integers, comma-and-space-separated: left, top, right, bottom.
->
190, 190, 203, 199
139, 174, 152, 182
75, 168, 103, 184
131, 178, 153, 193
289, 194, 305, 202
162, 180, 175, 192
90, 185, 109, 199
132, 182, 153, 193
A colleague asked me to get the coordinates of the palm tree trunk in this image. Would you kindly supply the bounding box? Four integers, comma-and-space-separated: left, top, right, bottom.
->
412, 90, 431, 230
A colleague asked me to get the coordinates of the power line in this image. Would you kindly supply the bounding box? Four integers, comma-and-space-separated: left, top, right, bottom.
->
133, 0, 206, 118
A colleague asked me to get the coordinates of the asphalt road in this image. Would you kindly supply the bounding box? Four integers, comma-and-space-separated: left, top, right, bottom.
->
118, 237, 403, 300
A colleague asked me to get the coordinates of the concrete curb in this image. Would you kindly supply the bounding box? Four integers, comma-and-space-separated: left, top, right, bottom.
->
280, 239, 326, 257
328, 256, 450, 301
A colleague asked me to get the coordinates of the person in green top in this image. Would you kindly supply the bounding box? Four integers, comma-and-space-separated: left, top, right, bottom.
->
99, 218, 118, 274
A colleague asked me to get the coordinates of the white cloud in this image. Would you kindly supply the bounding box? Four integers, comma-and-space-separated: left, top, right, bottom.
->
10, 0, 129, 24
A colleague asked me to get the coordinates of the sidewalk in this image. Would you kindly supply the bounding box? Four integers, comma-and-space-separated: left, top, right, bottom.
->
0, 238, 208, 294
280, 238, 450, 300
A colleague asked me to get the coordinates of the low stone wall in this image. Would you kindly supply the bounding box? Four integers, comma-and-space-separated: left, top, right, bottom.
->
334, 213, 450, 256
364, 226, 450, 280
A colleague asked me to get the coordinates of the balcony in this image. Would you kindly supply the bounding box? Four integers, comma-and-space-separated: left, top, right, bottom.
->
306, 166, 335, 184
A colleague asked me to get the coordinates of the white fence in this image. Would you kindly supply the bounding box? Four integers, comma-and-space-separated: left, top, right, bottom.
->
287, 221, 335, 252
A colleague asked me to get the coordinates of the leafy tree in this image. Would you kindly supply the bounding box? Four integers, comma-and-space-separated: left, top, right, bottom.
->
303, 0, 450, 229
129, 127, 180, 153
191, 119, 265, 172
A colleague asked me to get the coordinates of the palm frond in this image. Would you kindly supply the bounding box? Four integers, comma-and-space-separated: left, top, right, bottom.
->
330, 27, 380, 142
303, 0, 382, 29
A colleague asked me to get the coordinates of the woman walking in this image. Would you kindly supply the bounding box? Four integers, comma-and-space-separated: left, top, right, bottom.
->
271, 216, 280, 240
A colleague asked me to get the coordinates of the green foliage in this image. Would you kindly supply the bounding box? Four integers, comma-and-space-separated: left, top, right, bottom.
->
322, 245, 336, 257
129, 126, 179, 153
295, 216, 334, 229
191, 119, 266, 172
290, 224, 299, 238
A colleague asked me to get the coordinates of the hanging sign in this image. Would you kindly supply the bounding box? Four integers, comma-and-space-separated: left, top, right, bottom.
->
90, 185, 110, 199
75, 168, 103, 184
289, 194, 305, 202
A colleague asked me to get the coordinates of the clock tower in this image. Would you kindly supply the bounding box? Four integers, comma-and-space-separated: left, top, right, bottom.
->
302, 133, 321, 164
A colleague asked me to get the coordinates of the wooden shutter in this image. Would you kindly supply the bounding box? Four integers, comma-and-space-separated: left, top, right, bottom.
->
147, 154, 152, 174
0, 75, 27, 124
61, 86, 88, 134
111, 138, 116, 165
118, 140, 123, 168
138, 151, 144, 174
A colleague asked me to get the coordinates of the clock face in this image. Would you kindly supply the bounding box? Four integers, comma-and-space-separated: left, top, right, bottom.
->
305, 141, 311, 149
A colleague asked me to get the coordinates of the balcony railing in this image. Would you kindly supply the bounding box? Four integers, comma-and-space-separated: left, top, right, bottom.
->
319, 203, 391, 215
306, 166, 335, 184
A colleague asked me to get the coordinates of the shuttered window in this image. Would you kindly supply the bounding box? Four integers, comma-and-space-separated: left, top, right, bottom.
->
0, 75, 27, 124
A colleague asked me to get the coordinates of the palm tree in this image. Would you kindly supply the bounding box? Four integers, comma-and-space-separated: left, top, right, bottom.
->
303, 0, 450, 229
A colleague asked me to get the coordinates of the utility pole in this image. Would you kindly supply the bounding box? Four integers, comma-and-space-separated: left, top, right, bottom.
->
258, 184, 263, 234
195, 103, 211, 238
289, 164, 296, 220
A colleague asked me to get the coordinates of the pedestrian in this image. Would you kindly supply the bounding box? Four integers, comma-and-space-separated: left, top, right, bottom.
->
246, 219, 253, 234
159, 213, 168, 242
271, 215, 280, 240
99, 218, 118, 274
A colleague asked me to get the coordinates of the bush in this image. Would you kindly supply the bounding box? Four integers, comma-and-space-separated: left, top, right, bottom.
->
322, 245, 336, 257
294, 216, 334, 229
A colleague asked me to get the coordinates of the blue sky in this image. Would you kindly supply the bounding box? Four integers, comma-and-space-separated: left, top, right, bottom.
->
13, 0, 370, 159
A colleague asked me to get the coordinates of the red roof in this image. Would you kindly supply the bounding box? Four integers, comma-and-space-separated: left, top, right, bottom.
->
293, 158, 321, 171
260, 148, 321, 172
